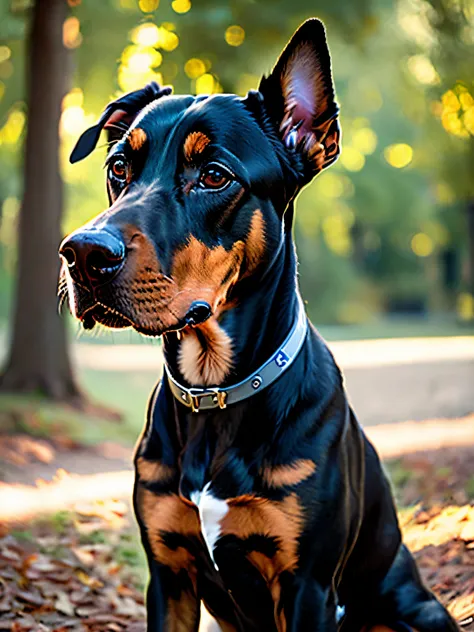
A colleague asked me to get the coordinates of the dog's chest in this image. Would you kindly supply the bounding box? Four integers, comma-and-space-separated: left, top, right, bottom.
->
190, 483, 229, 569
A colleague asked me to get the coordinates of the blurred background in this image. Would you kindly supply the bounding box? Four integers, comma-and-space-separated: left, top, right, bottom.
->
0, 0, 473, 424
0, 1, 473, 630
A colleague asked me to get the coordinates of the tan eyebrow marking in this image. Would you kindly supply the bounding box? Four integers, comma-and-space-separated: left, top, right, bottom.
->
183, 131, 211, 162
129, 127, 147, 150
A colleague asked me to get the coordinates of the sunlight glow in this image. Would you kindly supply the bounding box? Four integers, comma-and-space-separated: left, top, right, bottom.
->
131, 23, 161, 47
63, 88, 84, 109
0, 470, 133, 522
407, 54, 440, 85
61, 106, 86, 136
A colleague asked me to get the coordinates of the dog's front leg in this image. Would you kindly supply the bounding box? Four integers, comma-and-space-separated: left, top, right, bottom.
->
134, 475, 202, 631
145, 557, 200, 632
282, 576, 339, 632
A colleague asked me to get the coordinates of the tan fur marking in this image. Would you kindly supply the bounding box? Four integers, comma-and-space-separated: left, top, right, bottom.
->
244, 209, 266, 276
171, 236, 245, 386
262, 459, 316, 488
137, 488, 200, 573
113, 226, 179, 333
166, 592, 199, 632
136, 456, 174, 483
171, 236, 245, 312
220, 493, 303, 576
183, 131, 211, 162
219, 494, 303, 632
179, 318, 233, 386
129, 127, 147, 151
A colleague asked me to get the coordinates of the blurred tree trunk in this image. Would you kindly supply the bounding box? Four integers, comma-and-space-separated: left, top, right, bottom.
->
468, 201, 474, 299
0, 0, 82, 402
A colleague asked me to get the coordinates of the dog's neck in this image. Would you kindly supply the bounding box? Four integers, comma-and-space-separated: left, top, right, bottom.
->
162, 228, 299, 389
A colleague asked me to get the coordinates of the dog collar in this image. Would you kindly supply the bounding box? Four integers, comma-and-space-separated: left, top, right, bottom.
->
164, 295, 308, 413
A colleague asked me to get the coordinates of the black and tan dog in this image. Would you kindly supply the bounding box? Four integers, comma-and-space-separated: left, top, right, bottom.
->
59, 19, 459, 632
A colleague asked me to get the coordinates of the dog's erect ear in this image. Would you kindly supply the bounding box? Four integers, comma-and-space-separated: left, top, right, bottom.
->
258, 19, 340, 177
69, 82, 172, 164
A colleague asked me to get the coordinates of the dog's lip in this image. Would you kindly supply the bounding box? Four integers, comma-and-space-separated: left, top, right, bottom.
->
79, 301, 134, 330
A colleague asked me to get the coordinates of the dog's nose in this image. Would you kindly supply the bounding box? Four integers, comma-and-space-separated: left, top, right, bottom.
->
59, 229, 126, 288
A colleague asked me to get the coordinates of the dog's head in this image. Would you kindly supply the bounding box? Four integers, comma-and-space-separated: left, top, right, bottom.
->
59, 18, 340, 347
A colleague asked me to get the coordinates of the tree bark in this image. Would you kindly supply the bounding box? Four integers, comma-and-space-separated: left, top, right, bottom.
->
0, 0, 81, 401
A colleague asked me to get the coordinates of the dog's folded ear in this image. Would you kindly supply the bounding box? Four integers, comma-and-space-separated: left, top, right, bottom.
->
258, 19, 340, 178
69, 82, 172, 164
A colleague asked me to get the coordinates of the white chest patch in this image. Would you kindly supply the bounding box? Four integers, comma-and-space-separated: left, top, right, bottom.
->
191, 482, 228, 570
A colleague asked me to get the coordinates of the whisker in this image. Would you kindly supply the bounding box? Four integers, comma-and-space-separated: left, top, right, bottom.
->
106, 122, 129, 133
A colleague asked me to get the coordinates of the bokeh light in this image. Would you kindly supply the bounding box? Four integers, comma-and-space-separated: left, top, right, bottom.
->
172, 0, 191, 13
0, 46, 11, 64
407, 55, 440, 85
195, 73, 222, 95
131, 23, 161, 47
411, 233, 434, 257
322, 207, 354, 256
184, 58, 206, 79
352, 127, 378, 155
139, 0, 159, 12
225, 25, 245, 47
63, 17, 82, 49
384, 143, 413, 168
0, 109, 26, 145
340, 147, 365, 172
457, 293, 474, 321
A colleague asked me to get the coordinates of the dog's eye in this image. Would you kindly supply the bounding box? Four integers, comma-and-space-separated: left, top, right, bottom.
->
109, 157, 128, 183
199, 164, 233, 191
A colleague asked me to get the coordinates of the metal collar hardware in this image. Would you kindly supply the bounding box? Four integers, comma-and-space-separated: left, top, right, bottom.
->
164, 294, 308, 413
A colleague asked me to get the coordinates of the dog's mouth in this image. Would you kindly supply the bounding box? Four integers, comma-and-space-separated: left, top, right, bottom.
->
80, 302, 135, 331
59, 267, 214, 337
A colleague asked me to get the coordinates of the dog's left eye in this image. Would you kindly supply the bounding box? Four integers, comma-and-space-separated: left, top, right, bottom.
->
109, 157, 129, 183
199, 164, 233, 191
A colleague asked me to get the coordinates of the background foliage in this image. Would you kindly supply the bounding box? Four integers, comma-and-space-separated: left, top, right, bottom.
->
0, 0, 473, 326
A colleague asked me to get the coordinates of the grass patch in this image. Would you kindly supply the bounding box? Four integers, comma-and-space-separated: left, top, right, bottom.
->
79, 367, 158, 443
0, 366, 157, 447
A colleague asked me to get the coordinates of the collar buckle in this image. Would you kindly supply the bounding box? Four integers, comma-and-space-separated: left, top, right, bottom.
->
188, 388, 206, 413
187, 387, 227, 413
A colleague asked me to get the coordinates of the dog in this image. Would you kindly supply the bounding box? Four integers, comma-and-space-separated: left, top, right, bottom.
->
59, 18, 460, 632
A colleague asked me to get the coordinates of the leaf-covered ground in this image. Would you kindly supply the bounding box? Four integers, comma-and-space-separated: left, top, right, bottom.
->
0, 444, 473, 631
0, 500, 147, 631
